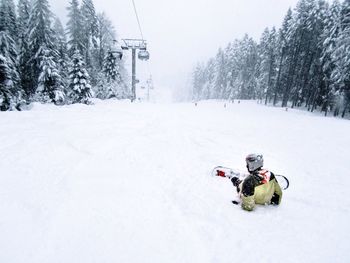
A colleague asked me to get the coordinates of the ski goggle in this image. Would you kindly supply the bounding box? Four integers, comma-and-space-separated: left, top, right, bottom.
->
246, 154, 263, 163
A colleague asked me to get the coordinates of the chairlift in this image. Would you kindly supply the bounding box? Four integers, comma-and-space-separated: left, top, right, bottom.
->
138, 50, 150, 61
110, 40, 123, 60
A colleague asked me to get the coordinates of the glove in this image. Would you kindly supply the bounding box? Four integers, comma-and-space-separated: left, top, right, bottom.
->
270, 193, 280, 205
231, 176, 241, 187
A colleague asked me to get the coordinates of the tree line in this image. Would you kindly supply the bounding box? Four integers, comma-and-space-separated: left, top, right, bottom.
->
0, 0, 129, 111
192, 0, 350, 118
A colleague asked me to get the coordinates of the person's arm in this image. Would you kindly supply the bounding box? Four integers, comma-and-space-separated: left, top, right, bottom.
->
270, 173, 282, 205
241, 176, 256, 211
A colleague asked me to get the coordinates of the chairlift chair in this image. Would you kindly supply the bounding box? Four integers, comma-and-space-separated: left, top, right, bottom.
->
138, 50, 150, 61
110, 40, 123, 60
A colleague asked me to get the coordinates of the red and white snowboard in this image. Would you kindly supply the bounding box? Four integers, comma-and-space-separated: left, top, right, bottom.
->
211, 166, 289, 190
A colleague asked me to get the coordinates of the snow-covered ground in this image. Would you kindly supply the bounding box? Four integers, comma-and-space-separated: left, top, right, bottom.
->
1, 100, 349, 263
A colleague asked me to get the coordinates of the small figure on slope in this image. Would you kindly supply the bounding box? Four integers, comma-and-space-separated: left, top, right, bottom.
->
229, 154, 283, 211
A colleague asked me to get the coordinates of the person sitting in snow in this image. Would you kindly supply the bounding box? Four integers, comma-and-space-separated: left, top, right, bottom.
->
230, 154, 282, 211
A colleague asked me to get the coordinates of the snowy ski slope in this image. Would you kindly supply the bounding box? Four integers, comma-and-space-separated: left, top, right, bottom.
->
0, 100, 349, 263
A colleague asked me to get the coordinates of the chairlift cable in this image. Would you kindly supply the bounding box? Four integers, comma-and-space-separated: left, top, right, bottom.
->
131, 0, 145, 41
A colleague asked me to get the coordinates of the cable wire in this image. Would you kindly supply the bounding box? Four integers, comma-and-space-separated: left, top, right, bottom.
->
131, 0, 144, 40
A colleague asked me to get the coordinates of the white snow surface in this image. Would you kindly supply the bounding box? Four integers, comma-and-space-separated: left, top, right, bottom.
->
0, 100, 349, 263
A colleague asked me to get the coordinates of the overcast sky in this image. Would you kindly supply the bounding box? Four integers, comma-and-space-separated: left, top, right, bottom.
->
50, 0, 302, 98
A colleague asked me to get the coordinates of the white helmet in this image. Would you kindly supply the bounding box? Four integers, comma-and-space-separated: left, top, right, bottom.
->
246, 154, 264, 172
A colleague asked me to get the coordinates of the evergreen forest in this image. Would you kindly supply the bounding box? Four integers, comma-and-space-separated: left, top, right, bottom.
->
0, 0, 128, 111
192, 0, 350, 117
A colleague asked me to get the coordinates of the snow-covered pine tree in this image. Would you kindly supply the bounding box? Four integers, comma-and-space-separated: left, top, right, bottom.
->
99, 51, 123, 99
274, 8, 293, 106
282, 0, 326, 110
103, 51, 119, 81
331, 0, 350, 117
306, 0, 328, 112
81, 0, 100, 86
0, 31, 20, 110
265, 28, 278, 105
203, 58, 216, 99
258, 28, 277, 104
192, 63, 204, 101
281, 0, 314, 108
226, 40, 242, 100
17, 0, 32, 100
27, 0, 59, 102
96, 12, 115, 70
81, 0, 98, 60
53, 17, 69, 93
191, 0, 348, 117
66, 0, 85, 56
68, 48, 93, 104
0, 54, 12, 110
35, 46, 65, 104
0, 0, 22, 110
95, 12, 129, 97
280, 3, 305, 107
0, 0, 18, 43
232, 38, 245, 99
213, 48, 228, 99
193, 34, 259, 101
321, 0, 341, 115
17, 0, 30, 42
237, 35, 259, 100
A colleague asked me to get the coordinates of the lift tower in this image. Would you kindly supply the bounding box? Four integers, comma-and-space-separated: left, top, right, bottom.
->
121, 39, 150, 102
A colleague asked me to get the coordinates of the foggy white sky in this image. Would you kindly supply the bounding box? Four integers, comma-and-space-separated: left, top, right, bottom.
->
50, 0, 302, 98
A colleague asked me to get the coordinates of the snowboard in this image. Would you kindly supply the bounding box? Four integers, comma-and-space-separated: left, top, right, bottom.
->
211, 165, 289, 190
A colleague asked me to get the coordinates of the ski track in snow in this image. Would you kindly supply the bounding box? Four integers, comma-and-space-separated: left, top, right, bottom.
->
0, 100, 349, 263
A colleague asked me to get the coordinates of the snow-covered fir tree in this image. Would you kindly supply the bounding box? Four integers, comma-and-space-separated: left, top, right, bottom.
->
27, 0, 60, 102
192, 0, 350, 118
0, 31, 20, 110
203, 58, 215, 99
97, 51, 124, 99
331, 0, 350, 117
321, 0, 342, 115
225, 40, 242, 100
0, 0, 127, 109
81, 0, 99, 63
94, 12, 129, 99
236, 35, 258, 100
53, 17, 69, 92
66, 0, 85, 56
68, 48, 93, 104
274, 8, 293, 106
96, 12, 116, 69
213, 48, 228, 99
17, 0, 30, 42
192, 63, 205, 101
0, 0, 18, 42
0, 0, 22, 110
81, 0, 99, 85
35, 46, 65, 104
257, 27, 278, 104
17, 0, 32, 100
0, 54, 12, 110
305, 0, 329, 112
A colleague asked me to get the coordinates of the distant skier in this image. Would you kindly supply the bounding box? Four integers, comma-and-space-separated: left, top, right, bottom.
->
230, 154, 283, 211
